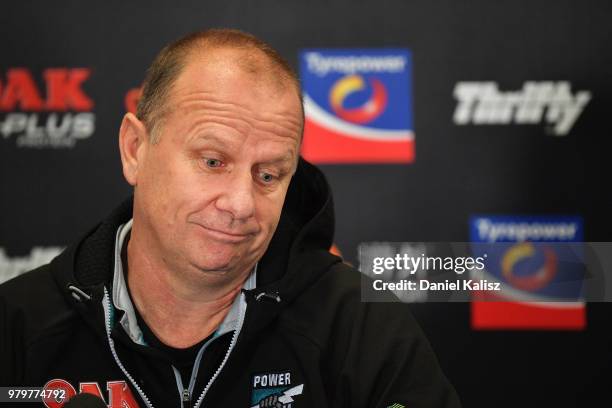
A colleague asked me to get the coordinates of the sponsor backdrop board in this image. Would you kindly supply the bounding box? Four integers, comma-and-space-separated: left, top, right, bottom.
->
300, 49, 415, 163
1, 1, 611, 407
469, 216, 586, 329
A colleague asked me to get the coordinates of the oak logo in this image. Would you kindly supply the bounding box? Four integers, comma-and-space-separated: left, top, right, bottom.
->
0, 68, 95, 148
42, 378, 139, 408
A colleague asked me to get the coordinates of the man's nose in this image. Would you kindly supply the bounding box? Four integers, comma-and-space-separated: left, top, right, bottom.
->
215, 171, 256, 222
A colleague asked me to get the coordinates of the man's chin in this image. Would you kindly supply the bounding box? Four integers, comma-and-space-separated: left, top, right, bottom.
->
184, 239, 259, 277
187, 252, 245, 276
189, 259, 235, 275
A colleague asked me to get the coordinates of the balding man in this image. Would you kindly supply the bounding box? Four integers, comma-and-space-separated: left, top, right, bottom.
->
0, 29, 460, 408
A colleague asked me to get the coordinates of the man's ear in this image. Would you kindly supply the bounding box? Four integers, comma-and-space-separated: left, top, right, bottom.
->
119, 113, 148, 186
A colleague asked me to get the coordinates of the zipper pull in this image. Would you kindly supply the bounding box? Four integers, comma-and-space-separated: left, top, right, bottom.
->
182, 388, 191, 405
254, 291, 282, 303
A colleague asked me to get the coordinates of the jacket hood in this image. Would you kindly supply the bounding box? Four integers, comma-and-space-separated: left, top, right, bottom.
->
50, 157, 341, 322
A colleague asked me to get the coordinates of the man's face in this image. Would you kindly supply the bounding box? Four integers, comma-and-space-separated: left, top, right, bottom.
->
131, 50, 302, 282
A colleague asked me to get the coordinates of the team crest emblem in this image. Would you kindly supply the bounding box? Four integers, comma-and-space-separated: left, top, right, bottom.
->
250, 371, 303, 407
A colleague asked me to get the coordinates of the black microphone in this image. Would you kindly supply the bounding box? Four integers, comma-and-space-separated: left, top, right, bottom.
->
63, 393, 107, 408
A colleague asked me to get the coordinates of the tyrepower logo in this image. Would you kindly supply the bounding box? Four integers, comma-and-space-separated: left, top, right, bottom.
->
299, 49, 414, 163
453, 81, 591, 136
470, 216, 585, 330
0, 68, 95, 148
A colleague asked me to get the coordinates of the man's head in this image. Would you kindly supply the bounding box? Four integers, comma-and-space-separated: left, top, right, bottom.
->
118, 29, 303, 286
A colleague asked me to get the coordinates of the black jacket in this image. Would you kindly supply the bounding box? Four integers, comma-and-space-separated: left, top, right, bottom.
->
0, 159, 461, 408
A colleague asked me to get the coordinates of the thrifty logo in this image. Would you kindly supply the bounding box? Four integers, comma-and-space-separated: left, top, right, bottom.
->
453, 81, 591, 136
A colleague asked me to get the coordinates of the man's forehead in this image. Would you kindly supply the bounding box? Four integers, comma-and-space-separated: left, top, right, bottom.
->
174, 48, 297, 102
163, 49, 303, 142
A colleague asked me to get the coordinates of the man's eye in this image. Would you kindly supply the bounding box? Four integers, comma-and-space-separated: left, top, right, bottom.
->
260, 172, 276, 183
205, 158, 223, 168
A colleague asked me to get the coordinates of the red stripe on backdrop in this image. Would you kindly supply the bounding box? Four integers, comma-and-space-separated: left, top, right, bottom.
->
301, 119, 415, 164
471, 301, 586, 330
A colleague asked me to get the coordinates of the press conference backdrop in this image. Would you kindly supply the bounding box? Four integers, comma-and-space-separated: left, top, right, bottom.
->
1, 1, 611, 407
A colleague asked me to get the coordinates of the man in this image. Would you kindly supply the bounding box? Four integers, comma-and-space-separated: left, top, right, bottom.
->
0, 29, 460, 408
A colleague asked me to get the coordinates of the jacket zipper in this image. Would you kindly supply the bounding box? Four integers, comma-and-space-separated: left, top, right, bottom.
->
192, 292, 246, 408
182, 388, 190, 408
104, 287, 247, 408
103, 287, 155, 408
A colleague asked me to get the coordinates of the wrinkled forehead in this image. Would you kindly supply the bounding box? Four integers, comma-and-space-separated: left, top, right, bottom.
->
170, 48, 302, 121
159, 48, 303, 150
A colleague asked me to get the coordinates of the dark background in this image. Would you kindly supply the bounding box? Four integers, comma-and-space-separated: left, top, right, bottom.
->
1, 1, 611, 407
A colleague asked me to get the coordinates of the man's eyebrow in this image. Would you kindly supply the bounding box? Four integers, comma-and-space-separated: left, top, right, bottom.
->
187, 133, 297, 168
260, 152, 297, 168
187, 132, 232, 148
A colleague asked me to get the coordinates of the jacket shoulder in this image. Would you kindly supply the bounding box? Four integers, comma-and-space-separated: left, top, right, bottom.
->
1, 263, 58, 306
0, 263, 77, 344
282, 261, 417, 345
281, 262, 461, 407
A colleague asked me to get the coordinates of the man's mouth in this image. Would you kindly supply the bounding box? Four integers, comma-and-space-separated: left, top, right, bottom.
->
194, 224, 254, 243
